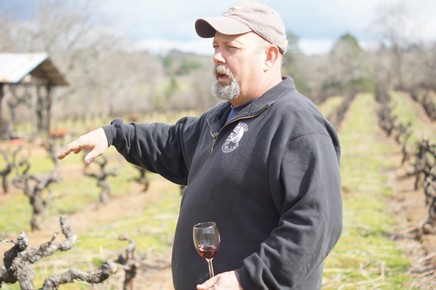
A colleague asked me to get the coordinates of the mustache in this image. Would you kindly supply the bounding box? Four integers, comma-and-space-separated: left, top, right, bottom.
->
214, 65, 234, 78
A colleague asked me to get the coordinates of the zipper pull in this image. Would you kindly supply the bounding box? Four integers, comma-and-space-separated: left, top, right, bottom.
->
210, 132, 218, 153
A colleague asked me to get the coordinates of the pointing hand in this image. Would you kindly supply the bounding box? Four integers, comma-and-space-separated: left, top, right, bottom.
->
57, 127, 108, 164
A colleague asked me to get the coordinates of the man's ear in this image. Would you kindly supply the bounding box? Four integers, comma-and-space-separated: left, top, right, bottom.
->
264, 45, 280, 72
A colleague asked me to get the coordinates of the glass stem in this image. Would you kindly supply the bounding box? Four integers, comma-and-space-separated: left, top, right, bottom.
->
207, 259, 215, 278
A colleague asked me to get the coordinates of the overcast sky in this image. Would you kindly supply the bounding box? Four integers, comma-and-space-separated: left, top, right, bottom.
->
2, 0, 436, 55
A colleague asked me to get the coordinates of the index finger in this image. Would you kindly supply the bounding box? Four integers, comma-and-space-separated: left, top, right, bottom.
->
56, 142, 85, 159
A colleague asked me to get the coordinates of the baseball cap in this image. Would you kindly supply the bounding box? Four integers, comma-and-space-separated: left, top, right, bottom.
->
195, 1, 288, 54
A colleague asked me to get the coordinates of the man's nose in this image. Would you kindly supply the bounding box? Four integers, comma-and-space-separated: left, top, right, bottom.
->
213, 50, 225, 64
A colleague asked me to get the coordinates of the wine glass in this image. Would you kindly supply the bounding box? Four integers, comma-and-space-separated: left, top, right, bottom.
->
193, 221, 221, 278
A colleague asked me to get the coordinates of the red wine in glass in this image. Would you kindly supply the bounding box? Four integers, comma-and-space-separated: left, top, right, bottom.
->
193, 222, 221, 278
196, 244, 219, 259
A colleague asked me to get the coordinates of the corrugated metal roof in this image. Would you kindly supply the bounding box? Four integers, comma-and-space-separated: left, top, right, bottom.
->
0, 52, 68, 85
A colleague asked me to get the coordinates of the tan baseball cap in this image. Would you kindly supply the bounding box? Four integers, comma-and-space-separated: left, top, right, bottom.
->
195, 1, 288, 54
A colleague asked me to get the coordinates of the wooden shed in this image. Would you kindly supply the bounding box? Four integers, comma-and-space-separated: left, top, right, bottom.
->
0, 52, 68, 139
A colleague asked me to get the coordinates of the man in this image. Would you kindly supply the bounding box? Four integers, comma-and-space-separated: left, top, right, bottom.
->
58, 1, 342, 289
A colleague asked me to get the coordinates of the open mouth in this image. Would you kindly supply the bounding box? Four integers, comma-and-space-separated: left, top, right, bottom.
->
214, 65, 232, 84
216, 73, 229, 83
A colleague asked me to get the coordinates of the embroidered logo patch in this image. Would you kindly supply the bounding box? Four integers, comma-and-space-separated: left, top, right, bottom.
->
222, 122, 248, 153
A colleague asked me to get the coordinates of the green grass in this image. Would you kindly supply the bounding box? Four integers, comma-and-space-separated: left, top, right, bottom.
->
0, 194, 33, 233
74, 185, 180, 253
322, 93, 412, 289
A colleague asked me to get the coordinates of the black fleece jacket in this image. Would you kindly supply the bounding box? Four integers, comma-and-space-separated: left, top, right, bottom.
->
103, 76, 343, 290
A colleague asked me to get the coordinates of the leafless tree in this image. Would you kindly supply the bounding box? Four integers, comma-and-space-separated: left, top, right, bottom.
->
131, 165, 150, 192
4, 85, 33, 130
0, 216, 117, 289
116, 235, 138, 290
405, 45, 436, 121
12, 158, 61, 231
371, 2, 417, 91
0, 146, 23, 193
324, 33, 372, 97
42, 260, 117, 290
84, 155, 117, 204
422, 160, 435, 228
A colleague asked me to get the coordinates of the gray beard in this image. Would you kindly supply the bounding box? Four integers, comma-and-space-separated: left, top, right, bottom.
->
212, 79, 240, 101
211, 65, 240, 101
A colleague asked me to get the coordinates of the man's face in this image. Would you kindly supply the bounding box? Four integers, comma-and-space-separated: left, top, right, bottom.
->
211, 32, 267, 105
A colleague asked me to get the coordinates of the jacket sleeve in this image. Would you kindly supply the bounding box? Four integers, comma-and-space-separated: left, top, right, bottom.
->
236, 132, 343, 289
102, 117, 200, 185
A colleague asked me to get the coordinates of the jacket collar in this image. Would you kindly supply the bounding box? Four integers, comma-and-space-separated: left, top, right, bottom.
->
245, 76, 295, 114
207, 76, 296, 133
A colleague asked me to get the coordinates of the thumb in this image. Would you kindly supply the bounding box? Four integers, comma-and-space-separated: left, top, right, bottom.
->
197, 276, 219, 290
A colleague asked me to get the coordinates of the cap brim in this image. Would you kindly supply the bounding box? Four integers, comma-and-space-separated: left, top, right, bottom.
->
195, 16, 252, 38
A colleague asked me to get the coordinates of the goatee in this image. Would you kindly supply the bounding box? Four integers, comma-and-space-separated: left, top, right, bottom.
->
212, 65, 240, 101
